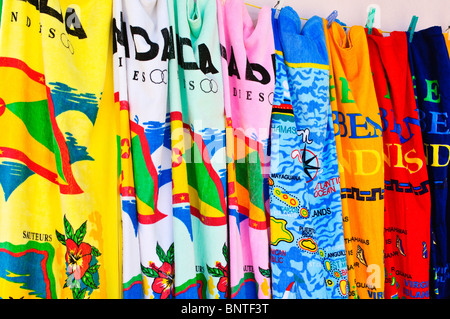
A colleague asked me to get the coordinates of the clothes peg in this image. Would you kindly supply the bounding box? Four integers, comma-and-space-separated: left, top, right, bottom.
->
365, 7, 376, 35
407, 16, 419, 43
326, 10, 338, 29
274, 0, 284, 19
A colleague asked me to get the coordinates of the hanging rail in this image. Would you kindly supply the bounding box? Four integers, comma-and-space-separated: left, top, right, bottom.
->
244, 2, 392, 33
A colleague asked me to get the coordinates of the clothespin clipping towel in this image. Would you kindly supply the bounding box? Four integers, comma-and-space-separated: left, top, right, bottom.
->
365, 7, 376, 35
407, 16, 419, 43
326, 10, 338, 29
274, 0, 284, 19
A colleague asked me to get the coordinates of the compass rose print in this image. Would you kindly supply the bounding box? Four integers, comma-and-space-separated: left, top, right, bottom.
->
291, 145, 320, 183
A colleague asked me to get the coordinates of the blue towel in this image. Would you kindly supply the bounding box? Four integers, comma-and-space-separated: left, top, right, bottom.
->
408, 26, 450, 299
269, 7, 347, 299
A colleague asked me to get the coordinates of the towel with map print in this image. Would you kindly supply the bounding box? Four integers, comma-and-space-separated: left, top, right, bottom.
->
167, 0, 228, 299
324, 20, 385, 299
0, 0, 120, 299
269, 7, 348, 299
216, 0, 273, 299
113, 0, 173, 299
408, 26, 450, 299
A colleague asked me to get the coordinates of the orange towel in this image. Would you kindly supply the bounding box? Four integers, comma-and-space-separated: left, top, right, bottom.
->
324, 21, 385, 299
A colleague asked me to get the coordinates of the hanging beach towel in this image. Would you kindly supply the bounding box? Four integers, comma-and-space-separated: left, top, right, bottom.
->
113, 0, 173, 299
0, 0, 120, 299
324, 21, 385, 299
367, 29, 431, 299
167, 0, 228, 299
408, 26, 450, 299
216, 0, 273, 299
269, 7, 348, 299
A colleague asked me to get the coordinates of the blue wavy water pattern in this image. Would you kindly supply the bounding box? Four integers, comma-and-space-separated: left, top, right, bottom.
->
270, 54, 348, 299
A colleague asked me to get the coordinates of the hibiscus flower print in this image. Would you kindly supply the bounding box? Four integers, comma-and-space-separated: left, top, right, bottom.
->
65, 239, 92, 279
141, 242, 174, 299
56, 215, 101, 299
148, 261, 174, 299
208, 261, 228, 296
206, 243, 229, 298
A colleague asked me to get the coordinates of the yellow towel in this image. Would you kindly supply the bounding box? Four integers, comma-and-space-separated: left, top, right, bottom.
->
0, 0, 120, 299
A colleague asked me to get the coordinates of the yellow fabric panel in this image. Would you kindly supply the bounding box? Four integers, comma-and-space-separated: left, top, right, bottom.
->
0, 0, 120, 299
324, 20, 385, 299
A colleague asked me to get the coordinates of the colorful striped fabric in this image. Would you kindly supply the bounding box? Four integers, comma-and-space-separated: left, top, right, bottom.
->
168, 0, 228, 299
269, 7, 348, 299
113, 0, 173, 299
408, 26, 450, 299
217, 0, 273, 299
324, 21, 385, 299
1, 0, 449, 301
367, 29, 431, 299
0, 0, 120, 299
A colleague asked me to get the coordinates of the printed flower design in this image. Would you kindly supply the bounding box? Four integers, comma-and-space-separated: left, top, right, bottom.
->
149, 261, 174, 299
215, 261, 228, 295
141, 243, 175, 299
56, 215, 101, 299
206, 244, 229, 298
65, 238, 92, 280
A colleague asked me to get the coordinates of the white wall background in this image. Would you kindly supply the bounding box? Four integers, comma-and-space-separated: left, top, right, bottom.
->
245, 0, 450, 34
